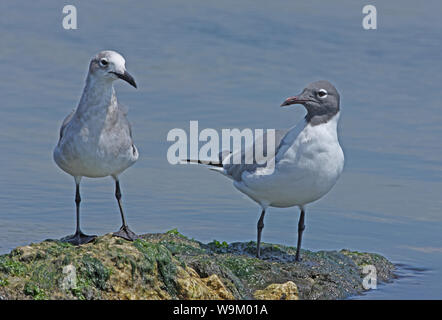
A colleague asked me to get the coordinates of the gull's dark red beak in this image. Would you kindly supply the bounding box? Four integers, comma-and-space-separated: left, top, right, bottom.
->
281, 96, 308, 107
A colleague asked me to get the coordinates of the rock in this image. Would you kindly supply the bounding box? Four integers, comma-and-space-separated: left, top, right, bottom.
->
0, 231, 396, 300
176, 267, 234, 299
254, 281, 299, 300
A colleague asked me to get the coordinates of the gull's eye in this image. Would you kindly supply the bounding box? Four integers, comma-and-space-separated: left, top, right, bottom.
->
317, 89, 328, 98
99, 59, 108, 67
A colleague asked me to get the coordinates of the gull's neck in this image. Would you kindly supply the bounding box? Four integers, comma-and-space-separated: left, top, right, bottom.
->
306, 108, 339, 126
76, 73, 117, 116
305, 111, 340, 139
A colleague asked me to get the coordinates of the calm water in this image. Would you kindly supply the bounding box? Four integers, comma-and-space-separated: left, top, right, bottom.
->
1, 1, 441, 299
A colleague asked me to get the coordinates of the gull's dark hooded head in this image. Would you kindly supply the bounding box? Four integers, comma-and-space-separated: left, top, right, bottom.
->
281, 80, 340, 125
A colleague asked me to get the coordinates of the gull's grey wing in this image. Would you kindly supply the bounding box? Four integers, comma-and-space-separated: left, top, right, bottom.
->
59, 109, 75, 141
116, 103, 138, 157
117, 103, 133, 140
221, 129, 289, 181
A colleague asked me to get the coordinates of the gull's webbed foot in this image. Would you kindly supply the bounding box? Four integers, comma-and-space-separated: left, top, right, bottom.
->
113, 225, 139, 241
61, 231, 97, 245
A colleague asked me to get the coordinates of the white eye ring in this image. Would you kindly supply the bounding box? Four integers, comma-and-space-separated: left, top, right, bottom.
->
99, 59, 108, 67
317, 89, 328, 98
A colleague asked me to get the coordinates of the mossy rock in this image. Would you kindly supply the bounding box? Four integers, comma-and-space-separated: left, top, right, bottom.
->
0, 232, 395, 300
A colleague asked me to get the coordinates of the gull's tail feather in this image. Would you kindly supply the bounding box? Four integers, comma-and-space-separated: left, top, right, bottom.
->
182, 159, 228, 177
183, 159, 223, 167
180, 150, 231, 175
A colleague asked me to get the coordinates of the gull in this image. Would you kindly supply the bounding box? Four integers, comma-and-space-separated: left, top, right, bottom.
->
187, 80, 344, 261
53, 50, 139, 245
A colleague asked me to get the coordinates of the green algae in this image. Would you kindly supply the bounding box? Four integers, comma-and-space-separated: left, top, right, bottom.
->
0, 233, 395, 300
23, 282, 47, 300
221, 256, 257, 279
209, 240, 229, 249
0, 255, 27, 276
133, 239, 177, 296
80, 254, 111, 290
162, 241, 205, 256
165, 228, 187, 239
0, 277, 8, 287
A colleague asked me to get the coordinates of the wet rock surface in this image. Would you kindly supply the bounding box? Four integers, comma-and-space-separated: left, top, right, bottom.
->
0, 230, 395, 300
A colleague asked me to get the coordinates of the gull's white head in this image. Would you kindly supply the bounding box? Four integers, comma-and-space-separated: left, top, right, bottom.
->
88, 50, 137, 88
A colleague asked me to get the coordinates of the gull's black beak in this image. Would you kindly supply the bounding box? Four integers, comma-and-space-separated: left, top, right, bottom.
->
280, 95, 308, 107
111, 71, 137, 88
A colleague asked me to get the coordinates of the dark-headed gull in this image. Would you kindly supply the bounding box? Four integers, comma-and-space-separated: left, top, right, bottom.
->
187, 80, 344, 261
53, 50, 139, 245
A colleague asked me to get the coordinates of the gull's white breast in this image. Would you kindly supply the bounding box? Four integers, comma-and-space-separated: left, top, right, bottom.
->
235, 114, 344, 208
54, 105, 138, 178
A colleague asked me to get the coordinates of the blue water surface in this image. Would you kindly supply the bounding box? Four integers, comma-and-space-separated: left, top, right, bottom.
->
0, 0, 441, 299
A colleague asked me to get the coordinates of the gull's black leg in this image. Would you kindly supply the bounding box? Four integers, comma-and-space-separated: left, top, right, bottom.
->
61, 178, 96, 245
295, 208, 306, 262
75, 183, 81, 233
256, 209, 266, 259
113, 179, 138, 241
